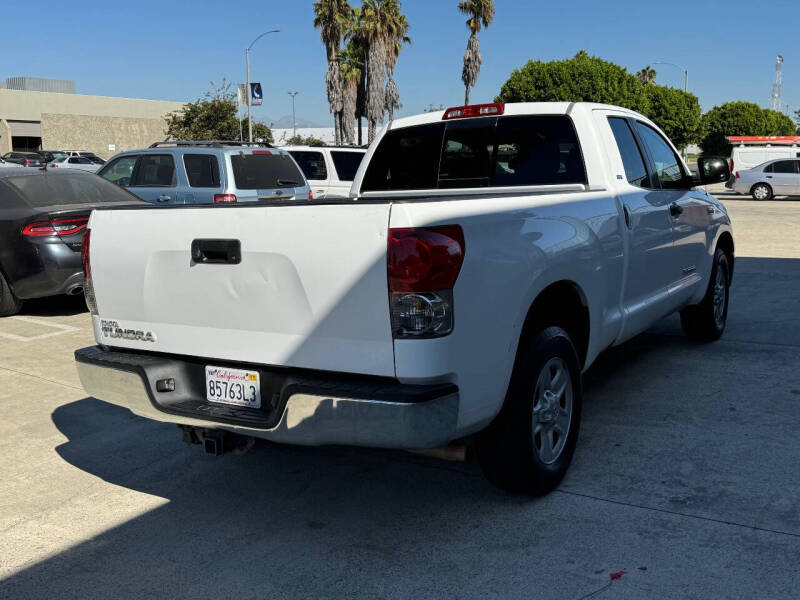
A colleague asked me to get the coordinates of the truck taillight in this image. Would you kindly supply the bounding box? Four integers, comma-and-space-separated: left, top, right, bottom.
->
82, 229, 98, 315
730, 158, 734, 173
735, 171, 740, 179
387, 226, 465, 338
214, 194, 237, 204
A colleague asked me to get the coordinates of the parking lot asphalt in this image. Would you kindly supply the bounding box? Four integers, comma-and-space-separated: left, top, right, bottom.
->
1, 196, 799, 600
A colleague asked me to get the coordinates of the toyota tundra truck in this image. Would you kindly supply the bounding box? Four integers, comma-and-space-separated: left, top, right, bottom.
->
74, 102, 734, 495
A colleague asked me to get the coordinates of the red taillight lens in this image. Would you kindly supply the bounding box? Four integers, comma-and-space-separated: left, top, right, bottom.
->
22, 218, 88, 237
308, 189, 314, 200
24, 160, 32, 165
443, 103, 504, 120
388, 226, 465, 293
214, 194, 237, 204
730, 159, 734, 173
735, 171, 740, 179
252, 150, 272, 155
81, 229, 91, 279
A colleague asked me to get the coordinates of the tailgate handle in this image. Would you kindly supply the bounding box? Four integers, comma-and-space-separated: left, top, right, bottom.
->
191, 239, 241, 265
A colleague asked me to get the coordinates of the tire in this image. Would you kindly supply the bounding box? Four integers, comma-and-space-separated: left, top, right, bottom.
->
0, 271, 23, 317
680, 248, 730, 342
751, 183, 772, 201
475, 326, 582, 496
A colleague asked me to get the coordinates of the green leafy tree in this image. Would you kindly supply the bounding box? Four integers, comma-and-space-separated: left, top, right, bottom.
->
795, 109, 800, 134
241, 118, 274, 144
459, 0, 495, 105
497, 52, 650, 111
700, 102, 797, 156
285, 134, 327, 147
166, 81, 239, 141
642, 85, 701, 150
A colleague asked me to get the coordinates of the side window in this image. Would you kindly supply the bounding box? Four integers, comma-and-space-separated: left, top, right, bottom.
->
99, 155, 138, 186
288, 151, 328, 180
633, 122, 686, 189
493, 115, 587, 186
132, 154, 176, 187
764, 163, 774, 173
183, 154, 220, 187
330, 151, 364, 182
771, 160, 797, 174
608, 118, 649, 187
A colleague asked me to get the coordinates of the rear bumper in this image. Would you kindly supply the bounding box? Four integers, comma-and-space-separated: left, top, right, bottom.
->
8, 239, 84, 299
74, 346, 459, 449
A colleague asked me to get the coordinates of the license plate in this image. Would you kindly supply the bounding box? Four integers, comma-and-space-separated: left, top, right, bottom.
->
205, 366, 261, 409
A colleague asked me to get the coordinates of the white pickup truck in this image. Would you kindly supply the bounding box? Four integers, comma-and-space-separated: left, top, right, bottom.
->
75, 102, 734, 495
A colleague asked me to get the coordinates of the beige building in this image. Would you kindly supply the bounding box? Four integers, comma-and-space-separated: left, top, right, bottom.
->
0, 88, 185, 159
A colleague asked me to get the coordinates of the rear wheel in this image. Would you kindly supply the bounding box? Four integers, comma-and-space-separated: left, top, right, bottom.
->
475, 326, 582, 496
0, 272, 23, 317
751, 183, 772, 201
680, 248, 730, 342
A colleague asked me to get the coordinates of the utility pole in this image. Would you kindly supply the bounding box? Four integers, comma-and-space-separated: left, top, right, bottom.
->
288, 91, 299, 137
652, 61, 688, 93
246, 30, 279, 142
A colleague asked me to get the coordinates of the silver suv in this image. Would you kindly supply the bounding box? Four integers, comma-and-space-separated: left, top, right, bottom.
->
97, 141, 311, 205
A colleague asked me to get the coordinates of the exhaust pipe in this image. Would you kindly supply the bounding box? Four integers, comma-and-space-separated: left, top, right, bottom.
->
66, 285, 84, 296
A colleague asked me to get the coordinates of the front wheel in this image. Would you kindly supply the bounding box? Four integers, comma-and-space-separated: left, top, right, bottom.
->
475, 326, 582, 496
680, 248, 730, 342
751, 183, 773, 201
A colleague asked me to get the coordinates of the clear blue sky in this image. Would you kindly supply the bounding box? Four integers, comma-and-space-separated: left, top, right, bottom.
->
2, 0, 798, 126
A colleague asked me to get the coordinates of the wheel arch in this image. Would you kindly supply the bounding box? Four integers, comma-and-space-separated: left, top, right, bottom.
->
716, 231, 735, 282
519, 280, 590, 370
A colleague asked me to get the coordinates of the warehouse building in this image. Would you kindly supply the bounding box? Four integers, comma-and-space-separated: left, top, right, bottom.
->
0, 77, 185, 158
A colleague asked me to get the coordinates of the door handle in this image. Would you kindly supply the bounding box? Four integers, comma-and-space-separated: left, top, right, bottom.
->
766, 176, 773, 179
157, 195, 172, 202
669, 202, 683, 217
191, 239, 241, 264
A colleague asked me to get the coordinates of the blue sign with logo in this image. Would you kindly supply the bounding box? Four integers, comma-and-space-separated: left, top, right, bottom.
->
250, 83, 263, 106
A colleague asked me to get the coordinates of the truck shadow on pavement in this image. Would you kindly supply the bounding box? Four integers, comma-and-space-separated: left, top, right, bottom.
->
3, 258, 800, 599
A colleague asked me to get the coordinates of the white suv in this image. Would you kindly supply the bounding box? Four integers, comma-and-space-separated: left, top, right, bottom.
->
284, 146, 366, 199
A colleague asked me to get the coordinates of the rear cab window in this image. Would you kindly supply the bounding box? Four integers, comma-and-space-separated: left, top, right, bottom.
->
230, 151, 306, 190
607, 117, 650, 188
330, 151, 365, 182
361, 115, 586, 192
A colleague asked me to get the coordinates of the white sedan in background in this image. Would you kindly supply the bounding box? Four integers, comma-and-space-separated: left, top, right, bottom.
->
732, 158, 800, 200
50, 156, 101, 173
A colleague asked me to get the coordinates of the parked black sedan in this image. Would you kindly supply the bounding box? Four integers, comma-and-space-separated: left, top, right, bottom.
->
0, 168, 147, 316
2, 152, 45, 168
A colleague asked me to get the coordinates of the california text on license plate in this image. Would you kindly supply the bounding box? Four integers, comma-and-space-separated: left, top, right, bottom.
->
205, 366, 261, 409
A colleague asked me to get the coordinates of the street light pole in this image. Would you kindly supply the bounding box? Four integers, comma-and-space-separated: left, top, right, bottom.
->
246, 29, 279, 142
288, 92, 299, 137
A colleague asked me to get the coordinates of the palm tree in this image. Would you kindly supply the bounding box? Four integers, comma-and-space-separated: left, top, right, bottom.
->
459, 0, 495, 105
382, 1, 410, 121
636, 65, 657, 85
313, 0, 354, 145
340, 41, 363, 145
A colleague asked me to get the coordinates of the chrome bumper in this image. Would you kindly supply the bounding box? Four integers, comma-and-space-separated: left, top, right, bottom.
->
75, 347, 459, 449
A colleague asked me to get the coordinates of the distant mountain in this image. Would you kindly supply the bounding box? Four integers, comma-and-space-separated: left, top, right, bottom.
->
268, 115, 323, 129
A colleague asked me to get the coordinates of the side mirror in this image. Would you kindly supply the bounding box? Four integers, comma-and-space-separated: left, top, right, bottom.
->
696, 156, 731, 185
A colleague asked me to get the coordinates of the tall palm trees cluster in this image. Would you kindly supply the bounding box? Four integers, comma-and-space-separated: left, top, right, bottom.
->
313, 0, 409, 145
313, 0, 495, 145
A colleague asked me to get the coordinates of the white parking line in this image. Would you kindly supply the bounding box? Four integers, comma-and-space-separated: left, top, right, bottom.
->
0, 316, 80, 342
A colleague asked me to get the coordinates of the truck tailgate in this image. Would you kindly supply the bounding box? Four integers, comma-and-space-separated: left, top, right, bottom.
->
89, 204, 395, 377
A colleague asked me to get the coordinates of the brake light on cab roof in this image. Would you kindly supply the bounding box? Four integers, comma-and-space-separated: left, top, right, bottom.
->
442, 103, 504, 120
